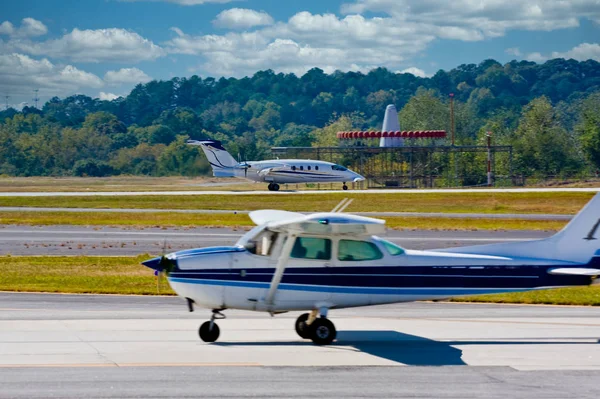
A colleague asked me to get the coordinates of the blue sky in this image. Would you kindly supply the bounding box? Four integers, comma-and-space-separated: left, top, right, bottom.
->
1, 0, 599, 107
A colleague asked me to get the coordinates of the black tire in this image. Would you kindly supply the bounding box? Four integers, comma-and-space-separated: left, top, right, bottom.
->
295, 313, 311, 339
267, 183, 274, 191
342, 185, 348, 191
199, 321, 220, 343
273, 183, 280, 191
310, 318, 337, 345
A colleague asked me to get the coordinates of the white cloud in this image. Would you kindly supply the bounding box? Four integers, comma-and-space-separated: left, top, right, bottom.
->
552, 43, 600, 62
104, 67, 152, 85
98, 92, 120, 101
11, 28, 165, 63
167, 12, 435, 76
341, 0, 600, 40
521, 43, 600, 63
166, 1, 600, 79
0, 53, 103, 99
213, 8, 274, 29
0, 18, 47, 37
505, 47, 522, 57
397, 67, 428, 78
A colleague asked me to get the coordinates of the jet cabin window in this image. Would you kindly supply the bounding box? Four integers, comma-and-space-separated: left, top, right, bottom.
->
338, 240, 384, 261
331, 165, 347, 171
290, 237, 331, 260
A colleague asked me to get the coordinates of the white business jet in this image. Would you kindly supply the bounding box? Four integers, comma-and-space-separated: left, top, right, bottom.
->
142, 195, 600, 345
187, 139, 364, 191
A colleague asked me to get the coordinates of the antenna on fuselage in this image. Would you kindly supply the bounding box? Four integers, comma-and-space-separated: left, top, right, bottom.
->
331, 198, 353, 213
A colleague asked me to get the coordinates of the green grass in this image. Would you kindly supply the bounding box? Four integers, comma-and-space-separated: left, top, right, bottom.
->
0, 191, 594, 214
0, 211, 567, 231
0, 255, 175, 295
1, 256, 599, 305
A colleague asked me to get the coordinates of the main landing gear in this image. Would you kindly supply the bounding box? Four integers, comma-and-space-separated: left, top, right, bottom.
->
267, 183, 280, 191
295, 309, 337, 345
199, 309, 226, 343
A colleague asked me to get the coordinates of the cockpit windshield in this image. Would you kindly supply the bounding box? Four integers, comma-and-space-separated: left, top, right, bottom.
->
245, 229, 278, 256
376, 237, 405, 255
331, 164, 347, 171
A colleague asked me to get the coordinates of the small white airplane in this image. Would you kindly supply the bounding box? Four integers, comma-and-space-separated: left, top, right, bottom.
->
142, 195, 600, 345
187, 139, 364, 191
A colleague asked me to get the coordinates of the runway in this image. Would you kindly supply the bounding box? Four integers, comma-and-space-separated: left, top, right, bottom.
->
2, 187, 600, 196
0, 225, 552, 255
1, 293, 600, 398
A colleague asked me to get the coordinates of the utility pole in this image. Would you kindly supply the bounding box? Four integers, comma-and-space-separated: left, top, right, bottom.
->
32, 89, 39, 109
486, 131, 493, 187
449, 93, 455, 146
4, 95, 9, 110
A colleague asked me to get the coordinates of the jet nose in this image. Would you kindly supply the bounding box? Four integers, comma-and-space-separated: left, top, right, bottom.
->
353, 173, 365, 182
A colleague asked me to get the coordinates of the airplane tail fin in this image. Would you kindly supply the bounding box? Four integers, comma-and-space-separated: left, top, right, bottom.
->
187, 140, 238, 177
439, 193, 600, 264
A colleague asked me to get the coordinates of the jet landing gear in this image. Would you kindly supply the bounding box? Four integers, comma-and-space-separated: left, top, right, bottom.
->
342, 182, 348, 191
199, 309, 226, 343
295, 309, 337, 345
267, 183, 280, 191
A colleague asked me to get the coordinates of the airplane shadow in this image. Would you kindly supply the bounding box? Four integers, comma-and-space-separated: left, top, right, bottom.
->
214, 330, 600, 366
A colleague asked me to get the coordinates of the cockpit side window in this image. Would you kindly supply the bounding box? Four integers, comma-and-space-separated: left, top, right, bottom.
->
331, 164, 347, 171
338, 240, 383, 261
290, 237, 331, 260
379, 239, 405, 256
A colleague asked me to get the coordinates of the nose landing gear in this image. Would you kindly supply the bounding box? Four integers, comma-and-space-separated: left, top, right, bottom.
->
267, 183, 280, 191
199, 309, 226, 343
342, 182, 348, 190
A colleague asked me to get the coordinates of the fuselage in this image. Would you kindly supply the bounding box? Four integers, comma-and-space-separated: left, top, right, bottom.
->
144, 227, 595, 313
236, 159, 363, 184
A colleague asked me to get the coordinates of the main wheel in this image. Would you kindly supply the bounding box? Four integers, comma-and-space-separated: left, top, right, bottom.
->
199, 321, 220, 342
342, 184, 348, 191
295, 313, 311, 339
310, 318, 336, 345
272, 183, 280, 191
267, 183, 274, 191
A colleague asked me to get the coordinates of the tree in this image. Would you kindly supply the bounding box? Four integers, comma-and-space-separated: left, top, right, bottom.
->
513, 97, 581, 176
577, 93, 600, 169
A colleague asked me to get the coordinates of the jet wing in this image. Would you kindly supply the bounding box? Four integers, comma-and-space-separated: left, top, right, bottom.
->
261, 212, 386, 236
257, 166, 290, 177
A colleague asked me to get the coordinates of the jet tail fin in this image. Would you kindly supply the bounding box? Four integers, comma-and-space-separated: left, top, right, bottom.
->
187, 140, 238, 177
438, 193, 600, 264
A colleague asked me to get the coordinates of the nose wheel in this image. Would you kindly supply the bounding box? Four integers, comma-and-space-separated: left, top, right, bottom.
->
267, 183, 280, 191
342, 183, 348, 190
199, 309, 225, 343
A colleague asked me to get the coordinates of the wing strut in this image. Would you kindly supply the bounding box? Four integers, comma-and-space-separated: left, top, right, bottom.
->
265, 233, 297, 306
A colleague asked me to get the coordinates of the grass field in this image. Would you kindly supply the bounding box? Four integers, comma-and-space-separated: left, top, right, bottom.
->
0, 211, 567, 231
2, 256, 599, 305
0, 191, 594, 214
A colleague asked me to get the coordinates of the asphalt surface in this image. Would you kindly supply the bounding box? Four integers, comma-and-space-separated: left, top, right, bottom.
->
1, 293, 600, 398
2, 187, 600, 196
0, 225, 553, 255
0, 206, 573, 220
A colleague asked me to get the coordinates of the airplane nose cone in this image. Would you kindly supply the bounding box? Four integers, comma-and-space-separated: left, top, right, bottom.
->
141, 256, 164, 272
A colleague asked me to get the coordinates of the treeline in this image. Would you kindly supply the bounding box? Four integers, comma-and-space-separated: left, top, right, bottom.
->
1, 58, 600, 178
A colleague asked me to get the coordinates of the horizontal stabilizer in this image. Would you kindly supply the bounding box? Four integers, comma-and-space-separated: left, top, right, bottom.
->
548, 268, 600, 276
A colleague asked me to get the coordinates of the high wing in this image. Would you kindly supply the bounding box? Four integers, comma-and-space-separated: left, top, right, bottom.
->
249, 210, 386, 236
